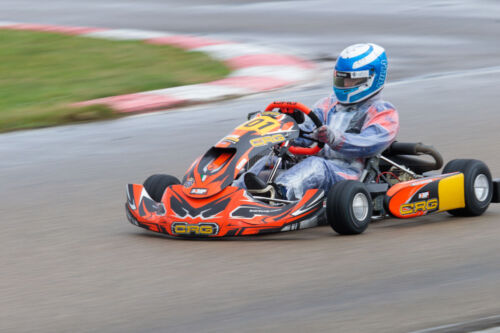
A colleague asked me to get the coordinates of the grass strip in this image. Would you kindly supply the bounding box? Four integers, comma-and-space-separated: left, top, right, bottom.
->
0, 30, 231, 132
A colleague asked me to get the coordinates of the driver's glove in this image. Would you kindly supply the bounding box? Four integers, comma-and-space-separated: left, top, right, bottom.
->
313, 125, 335, 146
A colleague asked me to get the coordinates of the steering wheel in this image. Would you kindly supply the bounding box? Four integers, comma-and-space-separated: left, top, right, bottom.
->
264, 101, 324, 155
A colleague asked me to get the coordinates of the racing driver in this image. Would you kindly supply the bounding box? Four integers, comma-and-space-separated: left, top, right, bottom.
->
242, 43, 400, 200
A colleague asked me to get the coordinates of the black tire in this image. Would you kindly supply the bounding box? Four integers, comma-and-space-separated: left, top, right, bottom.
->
442, 159, 492, 216
143, 174, 180, 202
327, 180, 373, 235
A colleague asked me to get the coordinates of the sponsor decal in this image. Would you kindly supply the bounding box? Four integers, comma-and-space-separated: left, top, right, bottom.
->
190, 188, 208, 195
400, 198, 438, 216
335, 70, 369, 79
335, 70, 348, 78
171, 222, 219, 236
250, 134, 286, 147
230, 204, 286, 219
351, 70, 370, 78
418, 191, 430, 199
223, 135, 240, 143
376, 59, 387, 88
249, 209, 280, 214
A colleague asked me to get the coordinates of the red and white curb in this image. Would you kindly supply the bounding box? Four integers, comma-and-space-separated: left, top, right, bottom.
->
0, 21, 318, 114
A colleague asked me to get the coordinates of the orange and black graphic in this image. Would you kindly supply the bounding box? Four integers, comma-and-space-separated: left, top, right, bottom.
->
385, 172, 465, 218
126, 184, 325, 237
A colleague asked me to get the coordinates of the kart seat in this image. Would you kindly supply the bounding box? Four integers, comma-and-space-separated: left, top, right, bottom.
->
380, 141, 443, 174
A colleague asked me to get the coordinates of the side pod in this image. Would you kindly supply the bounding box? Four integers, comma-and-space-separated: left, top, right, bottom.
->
385, 173, 465, 219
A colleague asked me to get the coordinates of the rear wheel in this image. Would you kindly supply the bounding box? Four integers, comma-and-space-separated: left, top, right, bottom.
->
143, 174, 180, 202
327, 180, 373, 235
442, 159, 492, 216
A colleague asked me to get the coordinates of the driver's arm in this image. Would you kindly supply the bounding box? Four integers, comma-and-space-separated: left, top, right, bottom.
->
292, 97, 330, 147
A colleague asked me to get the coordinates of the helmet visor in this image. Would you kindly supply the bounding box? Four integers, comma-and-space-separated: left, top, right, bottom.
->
334, 70, 370, 88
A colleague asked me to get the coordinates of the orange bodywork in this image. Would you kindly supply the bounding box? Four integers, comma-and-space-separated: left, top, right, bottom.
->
126, 184, 324, 237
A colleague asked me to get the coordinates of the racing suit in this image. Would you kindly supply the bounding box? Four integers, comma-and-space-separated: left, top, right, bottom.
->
238, 93, 399, 200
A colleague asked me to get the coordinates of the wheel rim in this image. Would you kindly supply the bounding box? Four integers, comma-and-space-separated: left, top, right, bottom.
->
473, 174, 489, 202
352, 192, 369, 222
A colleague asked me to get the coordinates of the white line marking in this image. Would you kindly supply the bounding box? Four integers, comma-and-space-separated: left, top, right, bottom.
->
82, 29, 172, 40
230, 66, 315, 81
191, 43, 280, 60
145, 84, 253, 101
0, 21, 16, 27
470, 327, 500, 333
389, 66, 500, 87
409, 314, 500, 333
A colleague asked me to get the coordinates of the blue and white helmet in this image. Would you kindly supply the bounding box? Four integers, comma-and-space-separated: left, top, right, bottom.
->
333, 43, 388, 104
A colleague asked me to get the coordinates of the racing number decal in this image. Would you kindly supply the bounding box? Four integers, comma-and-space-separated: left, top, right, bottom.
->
238, 116, 279, 135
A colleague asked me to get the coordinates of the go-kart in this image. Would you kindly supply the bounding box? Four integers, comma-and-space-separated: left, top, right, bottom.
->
125, 101, 500, 237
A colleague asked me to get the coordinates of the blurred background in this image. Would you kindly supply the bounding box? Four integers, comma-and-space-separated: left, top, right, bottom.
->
1, 1, 500, 332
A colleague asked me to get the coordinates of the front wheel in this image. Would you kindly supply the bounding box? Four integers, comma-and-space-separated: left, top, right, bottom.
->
143, 174, 180, 202
442, 159, 492, 216
327, 180, 373, 235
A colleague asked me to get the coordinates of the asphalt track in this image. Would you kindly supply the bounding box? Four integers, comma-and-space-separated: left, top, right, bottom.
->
2, 1, 500, 332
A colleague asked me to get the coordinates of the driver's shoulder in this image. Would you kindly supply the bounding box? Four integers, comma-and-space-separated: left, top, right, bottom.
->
312, 94, 338, 121
312, 93, 338, 111
367, 98, 397, 114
